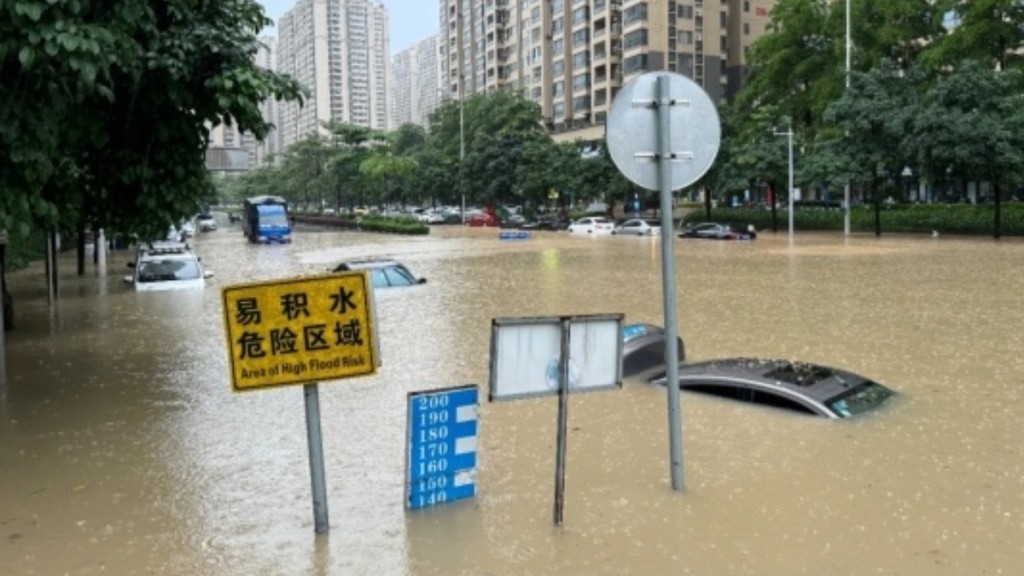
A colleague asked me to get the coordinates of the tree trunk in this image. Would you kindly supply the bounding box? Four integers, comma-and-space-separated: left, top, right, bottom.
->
703, 188, 712, 221
769, 182, 778, 233
993, 182, 1002, 240
871, 178, 882, 237
77, 223, 87, 275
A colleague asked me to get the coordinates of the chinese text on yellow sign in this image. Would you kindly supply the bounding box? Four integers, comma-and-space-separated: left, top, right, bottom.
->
222, 273, 378, 391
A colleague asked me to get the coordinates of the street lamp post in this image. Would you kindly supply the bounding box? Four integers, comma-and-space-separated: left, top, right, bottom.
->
460, 79, 465, 223
774, 125, 795, 242
843, 0, 851, 236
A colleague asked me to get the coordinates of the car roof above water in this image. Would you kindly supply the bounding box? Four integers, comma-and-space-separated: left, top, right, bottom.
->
665, 357, 869, 403
332, 258, 403, 271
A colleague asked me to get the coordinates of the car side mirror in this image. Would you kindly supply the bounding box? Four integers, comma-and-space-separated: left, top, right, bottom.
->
417, 278, 427, 285
127, 262, 135, 268
203, 271, 214, 279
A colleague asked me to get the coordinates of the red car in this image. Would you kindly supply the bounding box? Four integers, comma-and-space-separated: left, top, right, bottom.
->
466, 212, 499, 227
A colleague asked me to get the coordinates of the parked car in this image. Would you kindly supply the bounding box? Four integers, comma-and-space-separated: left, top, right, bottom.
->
649, 358, 895, 419
679, 222, 756, 240
196, 213, 217, 232
330, 259, 426, 288
500, 214, 527, 228
466, 212, 499, 227
521, 215, 570, 231
567, 216, 615, 234
178, 219, 196, 238
614, 218, 662, 236
622, 323, 685, 380
124, 242, 212, 292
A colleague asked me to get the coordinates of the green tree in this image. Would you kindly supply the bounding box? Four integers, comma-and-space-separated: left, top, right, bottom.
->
1, 0, 305, 241
924, 0, 1024, 71
359, 154, 418, 208
823, 60, 925, 234
737, 0, 835, 133
907, 61, 1024, 237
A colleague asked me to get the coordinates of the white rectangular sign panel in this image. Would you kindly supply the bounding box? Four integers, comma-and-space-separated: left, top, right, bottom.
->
488, 314, 623, 401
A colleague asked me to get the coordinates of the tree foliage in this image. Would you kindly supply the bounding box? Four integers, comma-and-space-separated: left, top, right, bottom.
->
1, 0, 305, 240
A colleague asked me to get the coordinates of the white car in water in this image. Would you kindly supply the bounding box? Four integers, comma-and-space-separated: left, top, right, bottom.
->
124, 242, 213, 291
196, 213, 217, 232
613, 218, 662, 236
567, 216, 615, 234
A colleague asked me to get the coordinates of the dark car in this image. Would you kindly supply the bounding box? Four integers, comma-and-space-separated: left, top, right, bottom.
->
622, 323, 685, 379
649, 358, 895, 419
521, 215, 570, 231
679, 222, 756, 240
330, 258, 426, 288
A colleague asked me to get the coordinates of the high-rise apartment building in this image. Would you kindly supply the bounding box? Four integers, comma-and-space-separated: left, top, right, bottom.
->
255, 36, 283, 164
439, 0, 774, 142
276, 0, 391, 150
391, 35, 444, 128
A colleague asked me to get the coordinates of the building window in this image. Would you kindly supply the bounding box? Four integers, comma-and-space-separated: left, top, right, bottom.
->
624, 3, 648, 25
572, 29, 589, 47
623, 54, 648, 74
553, 59, 565, 76
572, 72, 590, 92
571, 6, 588, 26
624, 29, 648, 50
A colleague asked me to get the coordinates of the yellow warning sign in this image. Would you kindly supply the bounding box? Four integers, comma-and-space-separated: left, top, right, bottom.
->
222, 272, 378, 391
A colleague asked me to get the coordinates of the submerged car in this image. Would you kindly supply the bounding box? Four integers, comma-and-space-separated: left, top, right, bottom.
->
520, 216, 571, 231
679, 222, 756, 240
622, 323, 685, 379
330, 258, 426, 288
196, 213, 217, 232
465, 212, 499, 227
649, 358, 894, 419
124, 242, 212, 292
614, 218, 662, 236
567, 216, 615, 234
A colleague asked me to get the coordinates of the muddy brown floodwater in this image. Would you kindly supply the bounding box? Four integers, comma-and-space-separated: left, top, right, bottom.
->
2, 219, 1023, 575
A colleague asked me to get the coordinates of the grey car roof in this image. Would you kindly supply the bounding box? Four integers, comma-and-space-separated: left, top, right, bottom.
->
650, 358, 872, 407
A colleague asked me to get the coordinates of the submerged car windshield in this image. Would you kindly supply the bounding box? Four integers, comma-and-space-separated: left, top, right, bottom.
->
137, 259, 202, 282
826, 381, 894, 418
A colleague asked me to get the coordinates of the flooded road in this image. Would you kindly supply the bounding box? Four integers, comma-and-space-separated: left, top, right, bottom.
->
2, 219, 1023, 575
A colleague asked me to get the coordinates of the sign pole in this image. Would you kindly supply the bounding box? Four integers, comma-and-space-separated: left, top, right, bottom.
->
553, 317, 571, 525
656, 75, 685, 491
304, 383, 330, 533
607, 71, 719, 493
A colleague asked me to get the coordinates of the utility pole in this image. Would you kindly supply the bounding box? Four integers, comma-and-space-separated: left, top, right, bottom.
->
774, 124, 795, 242
460, 75, 465, 223
843, 0, 852, 236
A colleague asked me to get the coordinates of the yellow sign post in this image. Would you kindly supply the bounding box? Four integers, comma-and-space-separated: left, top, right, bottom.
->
222, 272, 378, 391
222, 272, 380, 534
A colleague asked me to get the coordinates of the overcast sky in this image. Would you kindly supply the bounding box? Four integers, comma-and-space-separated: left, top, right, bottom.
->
259, 0, 440, 55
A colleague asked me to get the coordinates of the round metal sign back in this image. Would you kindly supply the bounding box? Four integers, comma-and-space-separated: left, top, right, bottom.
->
606, 72, 721, 191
